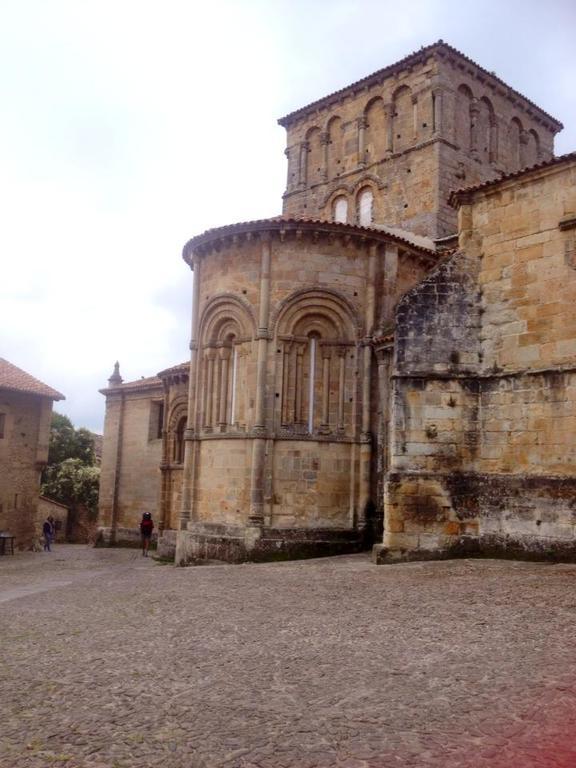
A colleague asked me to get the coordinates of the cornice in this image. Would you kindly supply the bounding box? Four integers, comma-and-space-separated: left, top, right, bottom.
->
278, 41, 563, 133
182, 217, 437, 267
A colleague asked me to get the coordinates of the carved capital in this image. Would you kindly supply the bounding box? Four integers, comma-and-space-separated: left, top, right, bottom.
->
320, 131, 329, 145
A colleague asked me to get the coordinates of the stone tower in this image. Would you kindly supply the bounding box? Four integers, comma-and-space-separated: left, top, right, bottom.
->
280, 41, 561, 238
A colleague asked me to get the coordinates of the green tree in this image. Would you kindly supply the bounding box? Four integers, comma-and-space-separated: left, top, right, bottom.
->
41, 412, 100, 518
47, 413, 95, 467
41, 459, 100, 516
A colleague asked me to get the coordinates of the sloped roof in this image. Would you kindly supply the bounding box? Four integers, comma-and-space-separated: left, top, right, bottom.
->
278, 41, 563, 130
157, 362, 189, 378
448, 150, 576, 207
183, 216, 437, 265
0, 358, 64, 400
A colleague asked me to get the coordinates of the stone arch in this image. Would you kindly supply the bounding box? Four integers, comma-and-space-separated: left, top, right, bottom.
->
364, 96, 387, 163
356, 185, 374, 226
167, 396, 188, 464
199, 294, 255, 431
508, 117, 524, 170
326, 115, 343, 180
525, 128, 540, 167
199, 293, 256, 346
305, 126, 323, 187
271, 287, 362, 339
455, 84, 474, 151
273, 289, 359, 434
391, 85, 413, 151
478, 96, 497, 163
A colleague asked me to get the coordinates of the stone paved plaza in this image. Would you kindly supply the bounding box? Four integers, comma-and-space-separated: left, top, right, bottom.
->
2, 546, 576, 768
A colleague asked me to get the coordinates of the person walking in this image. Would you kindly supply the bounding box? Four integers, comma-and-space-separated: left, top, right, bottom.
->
140, 512, 154, 557
42, 517, 52, 552
48, 516, 56, 547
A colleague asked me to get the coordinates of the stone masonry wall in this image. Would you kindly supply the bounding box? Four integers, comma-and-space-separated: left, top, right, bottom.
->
99, 386, 163, 542
281, 46, 558, 239
378, 158, 576, 562
0, 391, 52, 549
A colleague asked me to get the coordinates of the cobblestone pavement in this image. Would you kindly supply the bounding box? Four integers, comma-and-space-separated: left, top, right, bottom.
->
2, 546, 576, 768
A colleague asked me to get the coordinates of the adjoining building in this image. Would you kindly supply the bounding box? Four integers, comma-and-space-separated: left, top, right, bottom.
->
0, 358, 65, 549
98, 41, 576, 564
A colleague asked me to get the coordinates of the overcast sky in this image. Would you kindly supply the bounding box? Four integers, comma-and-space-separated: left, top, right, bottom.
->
1, 0, 575, 432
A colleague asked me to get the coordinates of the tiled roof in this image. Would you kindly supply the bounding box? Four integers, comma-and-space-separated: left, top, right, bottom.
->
157, 362, 189, 378
183, 216, 437, 264
278, 41, 563, 130
0, 358, 64, 400
448, 151, 576, 207
99, 374, 162, 395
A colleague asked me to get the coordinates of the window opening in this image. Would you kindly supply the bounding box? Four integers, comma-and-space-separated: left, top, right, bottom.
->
308, 336, 317, 433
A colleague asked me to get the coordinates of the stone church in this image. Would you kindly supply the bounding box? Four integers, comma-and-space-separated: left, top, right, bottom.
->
98, 41, 576, 564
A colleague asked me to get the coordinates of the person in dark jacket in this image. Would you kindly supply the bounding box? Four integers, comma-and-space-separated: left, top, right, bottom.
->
42, 518, 52, 552
140, 512, 154, 557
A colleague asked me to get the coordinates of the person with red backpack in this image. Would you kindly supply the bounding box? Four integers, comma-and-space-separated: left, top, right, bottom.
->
140, 512, 154, 557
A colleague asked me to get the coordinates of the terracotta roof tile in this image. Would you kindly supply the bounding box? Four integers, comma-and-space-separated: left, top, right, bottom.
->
157, 362, 189, 378
448, 151, 576, 207
278, 41, 563, 130
0, 358, 64, 400
183, 216, 437, 264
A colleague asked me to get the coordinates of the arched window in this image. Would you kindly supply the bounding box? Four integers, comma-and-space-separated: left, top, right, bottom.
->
307, 333, 319, 433
174, 416, 186, 464
358, 188, 373, 226
333, 196, 348, 223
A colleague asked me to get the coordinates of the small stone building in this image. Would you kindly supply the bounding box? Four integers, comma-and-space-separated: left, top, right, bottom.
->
98, 41, 575, 563
0, 358, 65, 549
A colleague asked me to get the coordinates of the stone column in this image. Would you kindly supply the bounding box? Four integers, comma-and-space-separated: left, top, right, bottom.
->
298, 141, 309, 188
284, 146, 294, 192
295, 344, 305, 423
337, 347, 346, 433
357, 115, 367, 167
375, 345, 394, 522
432, 88, 443, 136
110, 392, 125, 544
180, 257, 201, 528
320, 131, 329, 181
159, 380, 170, 533
217, 347, 231, 428
384, 104, 393, 154
489, 118, 498, 165
320, 346, 331, 432
248, 233, 271, 526
470, 99, 480, 160
519, 130, 529, 169
204, 349, 216, 431
281, 341, 292, 425
411, 94, 418, 142
358, 244, 377, 530
382, 242, 399, 322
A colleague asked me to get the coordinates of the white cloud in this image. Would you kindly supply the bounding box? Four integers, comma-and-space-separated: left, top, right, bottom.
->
1, 0, 574, 431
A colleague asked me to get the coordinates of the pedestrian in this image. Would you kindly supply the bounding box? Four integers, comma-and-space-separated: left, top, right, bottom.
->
42, 517, 52, 552
140, 512, 154, 557
48, 516, 56, 546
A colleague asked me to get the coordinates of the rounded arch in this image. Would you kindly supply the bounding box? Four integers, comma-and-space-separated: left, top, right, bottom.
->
305, 125, 323, 187
326, 115, 343, 179
509, 117, 524, 170
332, 194, 348, 224
199, 293, 256, 346
455, 84, 474, 151
478, 96, 496, 162
364, 95, 387, 162
525, 128, 540, 167
356, 185, 374, 226
391, 84, 413, 151
167, 395, 188, 431
272, 287, 361, 340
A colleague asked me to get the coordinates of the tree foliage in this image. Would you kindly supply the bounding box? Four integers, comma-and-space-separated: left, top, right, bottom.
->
47, 412, 95, 467
42, 459, 100, 516
41, 412, 100, 515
